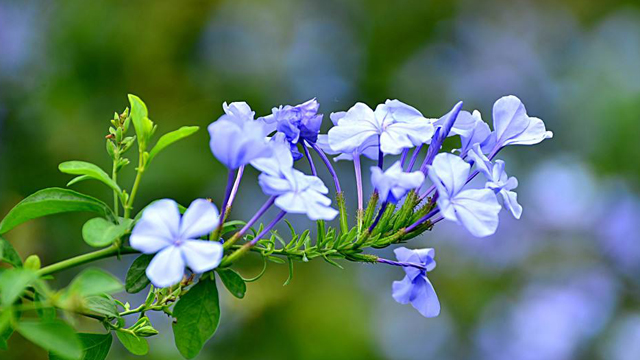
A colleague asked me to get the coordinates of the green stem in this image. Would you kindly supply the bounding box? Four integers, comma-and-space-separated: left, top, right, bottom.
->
124, 151, 146, 219
336, 192, 349, 235
112, 158, 119, 216
37, 246, 139, 276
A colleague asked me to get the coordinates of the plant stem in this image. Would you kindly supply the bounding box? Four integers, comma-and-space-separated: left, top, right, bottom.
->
211, 169, 237, 241
223, 196, 275, 249
124, 151, 146, 219
406, 144, 423, 172
302, 140, 318, 176
309, 141, 341, 193
227, 165, 244, 213
405, 208, 439, 233
112, 159, 119, 216
354, 155, 363, 212
368, 201, 388, 233
37, 246, 139, 276
221, 211, 286, 266
336, 192, 349, 235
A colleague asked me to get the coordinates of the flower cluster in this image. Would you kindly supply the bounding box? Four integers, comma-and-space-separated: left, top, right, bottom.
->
132, 94, 552, 318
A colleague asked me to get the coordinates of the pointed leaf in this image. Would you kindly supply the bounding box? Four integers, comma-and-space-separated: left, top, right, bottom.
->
84, 295, 119, 318
116, 331, 148, 356
50, 333, 113, 360
82, 218, 128, 248
217, 269, 246, 299
0, 237, 22, 267
148, 126, 199, 163
0, 268, 37, 306
0, 188, 114, 234
172, 276, 220, 359
125, 255, 152, 294
68, 268, 122, 297
59, 161, 121, 194
17, 320, 82, 360
128, 94, 154, 148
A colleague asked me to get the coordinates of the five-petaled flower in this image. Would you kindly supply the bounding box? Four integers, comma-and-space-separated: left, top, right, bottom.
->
391, 247, 440, 318
327, 100, 434, 156
130, 199, 223, 288
428, 153, 502, 237
371, 161, 425, 203
482, 95, 553, 155
208, 101, 272, 169
251, 137, 338, 220
468, 144, 522, 219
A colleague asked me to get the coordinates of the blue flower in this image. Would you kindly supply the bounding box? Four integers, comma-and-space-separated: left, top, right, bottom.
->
420, 101, 464, 169
208, 101, 272, 169
130, 199, 223, 288
260, 98, 323, 143
316, 112, 379, 162
468, 144, 522, 219
391, 247, 440, 318
454, 110, 492, 156
428, 153, 501, 237
482, 95, 553, 154
371, 161, 425, 203
251, 139, 338, 220
327, 99, 434, 156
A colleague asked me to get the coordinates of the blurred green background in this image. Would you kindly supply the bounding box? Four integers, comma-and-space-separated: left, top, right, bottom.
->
2, 0, 640, 359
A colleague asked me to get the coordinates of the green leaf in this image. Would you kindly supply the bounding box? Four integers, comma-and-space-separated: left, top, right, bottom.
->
217, 269, 246, 299
59, 161, 122, 194
283, 257, 294, 286
50, 333, 113, 360
0, 309, 14, 350
116, 331, 148, 356
0, 268, 37, 306
81, 218, 128, 248
125, 255, 152, 294
0, 188, 114, 235
68, 268, 122, 297
172, 276, 220, 359
34, 291, 56, 320
221, 220, 245, 235
0, 237, 22, 267
17, 320, 82, 360
128, 94, 155, 149
148, 126, 199, 163
66, 175, 92, 187
84, 295, 119, 318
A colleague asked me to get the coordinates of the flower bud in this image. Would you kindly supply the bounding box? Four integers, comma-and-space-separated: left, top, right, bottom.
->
24, 255, 41, 270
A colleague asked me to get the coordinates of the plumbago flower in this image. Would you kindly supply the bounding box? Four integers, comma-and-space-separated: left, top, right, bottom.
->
384, 247, 440, 318
259, 98, 323, 160
371, 161, 425, 204
208, 101, 272, 169
455, 110, 492, 156
130, 199, 223, 287
317, 111, 379, 162
0, 94, 553, 359
327, 99, 434, 156
251, 137, 338, 220
427, 153, 502, 237
482, 95, 554, 156
468, 144, 523, 219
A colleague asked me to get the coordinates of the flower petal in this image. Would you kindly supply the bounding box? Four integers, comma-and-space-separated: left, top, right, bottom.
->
180, 240, 224, 273
392, 276, 414, 305
501, 189, 523, 219
179, 199, 219, 239
451, 189, 501, 237
130, 199, 180, 253
146, 246, 185, 288
429, 153, 470, 197
409, 276, 441, 318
